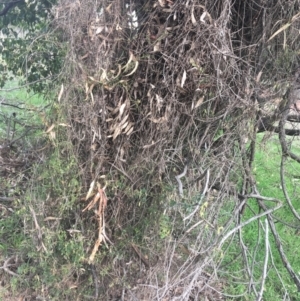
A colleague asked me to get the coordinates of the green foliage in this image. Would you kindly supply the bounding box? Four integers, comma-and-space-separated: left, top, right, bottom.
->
25, 164, 84, 297
0, 205, 27, 255
0, 0, 65, 93
159, 214, 171, 239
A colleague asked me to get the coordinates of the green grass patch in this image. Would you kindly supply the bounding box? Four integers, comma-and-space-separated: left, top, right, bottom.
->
223, 133, 300, 300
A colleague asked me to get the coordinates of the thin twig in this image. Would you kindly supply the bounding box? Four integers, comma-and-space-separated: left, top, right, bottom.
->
280, 156, 300, 221
257, 219, 269, 301
239, 221, 258, 298
0, 102, 25, 110
219, 200, 282, 248
175, 164, 188, 197
259, 200, 300, 291
29, 206, 47, 252
0, 75, 53, 92
185, 220, 204, 234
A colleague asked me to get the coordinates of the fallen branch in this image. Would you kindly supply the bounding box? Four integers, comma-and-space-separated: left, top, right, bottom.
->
218, 197, 282, 248
259, 200, 300, 291
0, 256, 19, 277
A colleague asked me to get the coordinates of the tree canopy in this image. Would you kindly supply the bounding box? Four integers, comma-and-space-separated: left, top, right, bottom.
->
0, 0, 61, 92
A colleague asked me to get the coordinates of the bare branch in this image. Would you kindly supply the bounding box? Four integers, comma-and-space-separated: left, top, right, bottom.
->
278, 97, 300, 162
280, 157, 300, 221
239, 223, 258, 298
219, 198, 282, 248
0, 101, 25, 110
259, 200, 300, 291
257, 119, 300, 136
257, 219, 269, 301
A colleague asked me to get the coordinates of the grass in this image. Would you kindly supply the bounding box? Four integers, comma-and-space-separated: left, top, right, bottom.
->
0, 78, 42, 102
223, 133, 300, 300
0, 77, 45, 113
0, 77, 48, 140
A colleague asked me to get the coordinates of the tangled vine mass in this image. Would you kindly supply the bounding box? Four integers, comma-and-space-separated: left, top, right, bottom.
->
46, 0, 300, 299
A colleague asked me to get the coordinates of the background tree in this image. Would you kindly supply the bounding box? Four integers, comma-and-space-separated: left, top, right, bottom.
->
0, 0, 62, 93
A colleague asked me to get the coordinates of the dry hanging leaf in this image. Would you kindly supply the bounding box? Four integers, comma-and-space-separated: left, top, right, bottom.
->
57, 84, 64, 103
44, 217, 61, 221
125, 60, 139, 77
123, 52, 139, 76
113, 127, 122, 140
153, 40, 161, 52
181, 70, 187, 88
158, 0, 166, 7
194, 96, 204, 109
48, 131, 56, 140
124, 122, 133, 133
126, 127, 134, 135
85, 180, 96, 200
120, 121, 129, 130
111, 64, 122, 79
155, 94, 164, 112
58, 123, 71, 127
123, 51, 134, 71
119, 103, 126, 117
105, 3, 112, 13
268, 23, 291, 42
95, 26, 104, 34
191, 7, 197, 25
149, 116, 166, 123
119, 114, 129, 126
82, 191, 100, 212
46, 124, 55, 133
88, 238, 102, 263
200, 12, 207, 23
